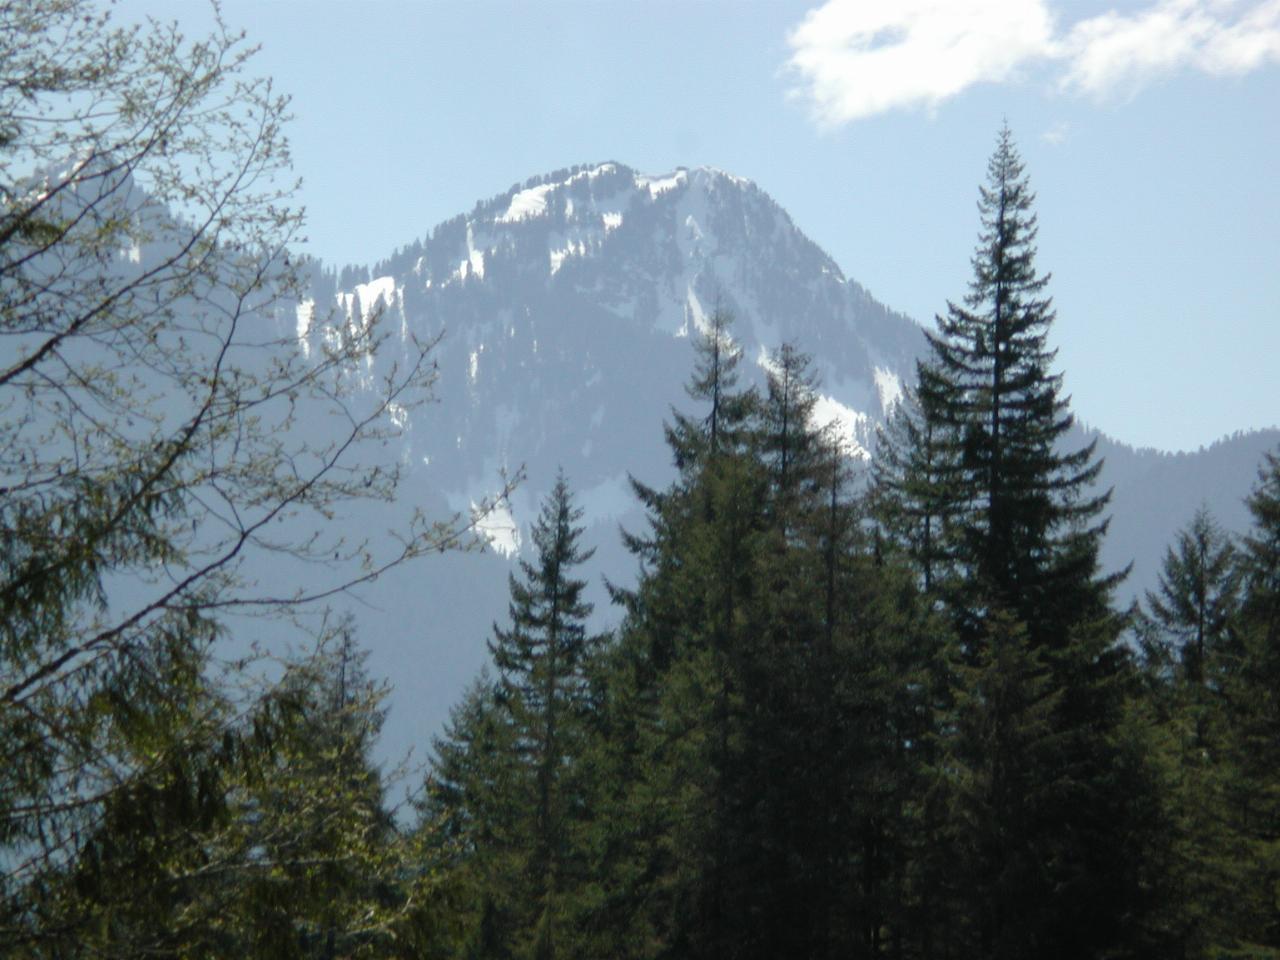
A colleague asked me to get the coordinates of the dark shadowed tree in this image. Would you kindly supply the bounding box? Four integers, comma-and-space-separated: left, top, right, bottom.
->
1145, 506, 1241, 687
882, 125, 1149, 959
1224, 449, 1280, 954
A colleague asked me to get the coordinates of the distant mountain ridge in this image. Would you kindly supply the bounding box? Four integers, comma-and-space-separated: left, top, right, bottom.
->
279, 161, 1277, 759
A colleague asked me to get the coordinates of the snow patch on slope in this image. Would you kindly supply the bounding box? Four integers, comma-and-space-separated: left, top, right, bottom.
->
458, 223, 486, 280
758, 347, 871, 459
639, 169, 688, 198
498, 182, 557, 223
497, 163, 621, 224
682, 286, 709, 337
472, 498, 521, 558
359, 276, 397, 315
295, 299, 315, 354
874, 366, 903, 412
812, 394, 870, 459
341, 276, 397, 322
550, 239, 588, 275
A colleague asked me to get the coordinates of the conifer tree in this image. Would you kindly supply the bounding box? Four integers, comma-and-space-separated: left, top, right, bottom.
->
426, 476, 600, 960
760, 343, 823, 512
1239, 449, 1280, 650
872, 383, 961, 594
885, 125, 1146, 958
918, 125, 1113, 642
712, 342, 823, 958
620, 306, 758, 671
755, 342, 828, 668
1133, 454, 1280, 958
1224, 449, 1280, 954
604, 308, 769, 959
488, 474, 598, 960
674, 306, 757, 464
420, 674, 521, 960
227, 625, 423, 958
422, 672, 511, 861
1146, 506, 1241, 687
29, 623, 432, 959
1133, 510, 1248, 958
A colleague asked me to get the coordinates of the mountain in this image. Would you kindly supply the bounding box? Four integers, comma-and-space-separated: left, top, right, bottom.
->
297, 163, 921, 522
281, 162, 1277, 765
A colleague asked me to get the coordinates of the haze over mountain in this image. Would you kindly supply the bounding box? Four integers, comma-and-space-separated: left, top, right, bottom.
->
280, 161, 1277, 763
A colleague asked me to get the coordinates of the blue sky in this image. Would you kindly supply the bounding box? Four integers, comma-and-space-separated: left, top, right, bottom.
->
117, 0, 1278, 453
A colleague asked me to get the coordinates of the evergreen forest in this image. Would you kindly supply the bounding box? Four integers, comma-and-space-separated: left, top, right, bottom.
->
3, 4, 1279, 958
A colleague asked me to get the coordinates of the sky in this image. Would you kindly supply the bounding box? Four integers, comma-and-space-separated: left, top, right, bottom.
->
113, 0, 1278, 453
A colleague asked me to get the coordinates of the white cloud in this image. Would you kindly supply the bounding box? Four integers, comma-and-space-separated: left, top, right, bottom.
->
785, 0, 1280, 126
785, 0, 1055, 125
1059, 0, 1280, 97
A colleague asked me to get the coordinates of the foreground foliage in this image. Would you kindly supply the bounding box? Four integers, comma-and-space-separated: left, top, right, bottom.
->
1, 1, 473, 953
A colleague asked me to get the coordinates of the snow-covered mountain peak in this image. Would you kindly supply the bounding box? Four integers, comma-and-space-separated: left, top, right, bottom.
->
395, 161, 846, 295
296, 160, 927, 559
483, 162, 753, 228
348, 161, 897, 357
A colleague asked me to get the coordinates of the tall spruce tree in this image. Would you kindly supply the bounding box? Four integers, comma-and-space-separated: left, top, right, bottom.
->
428, 475, 599, 960
675, 306, 757, 464
893, 125, 1147, 959
918, 124, 1114, 641
619, 306, 758, 672
605, 309, 768, 959
736, 342, 827, 959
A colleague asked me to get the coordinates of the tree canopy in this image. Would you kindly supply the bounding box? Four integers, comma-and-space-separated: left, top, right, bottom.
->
4, 12, 1278, 956
0, 1, 482, 951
